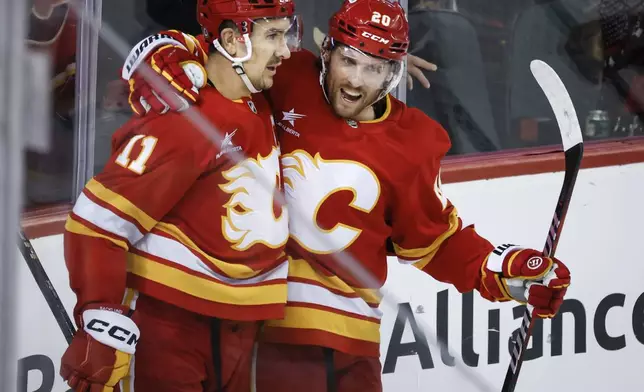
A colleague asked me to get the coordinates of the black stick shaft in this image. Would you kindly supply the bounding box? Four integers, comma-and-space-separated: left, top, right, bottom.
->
501, 143, 583, 392
17, 230, 76, 344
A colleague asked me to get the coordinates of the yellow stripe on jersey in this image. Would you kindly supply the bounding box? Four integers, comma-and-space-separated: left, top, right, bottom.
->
85, 178, 157, 231
65, 216, 129, 250
127, 254, 287, 305
154, 222, 263, 279
394, 208, 460, 269
288, 258, 381, 306
360, 95, 391, 124
267, 306, 381, 343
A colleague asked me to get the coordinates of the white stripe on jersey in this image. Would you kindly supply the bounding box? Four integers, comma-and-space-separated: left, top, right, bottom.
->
133, 233, 288, 284
73, 193, 145, 243
286, 281, 383, 320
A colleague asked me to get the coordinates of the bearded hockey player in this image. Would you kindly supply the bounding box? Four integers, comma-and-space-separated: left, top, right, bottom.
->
59, 1, 301, 391
122, 0, 572, 391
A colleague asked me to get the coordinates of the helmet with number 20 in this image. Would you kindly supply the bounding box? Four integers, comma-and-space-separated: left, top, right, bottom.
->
329, 0, 409, 61
321, 0, 410, 105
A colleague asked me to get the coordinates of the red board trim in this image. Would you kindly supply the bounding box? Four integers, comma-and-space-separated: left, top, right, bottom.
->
20, 137, 644, 239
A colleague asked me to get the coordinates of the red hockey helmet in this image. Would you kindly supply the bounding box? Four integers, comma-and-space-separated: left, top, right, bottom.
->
319, 0, 409, 106
197, 0, 299, 43
197, 0, 301, 93
327, 0, 410, 61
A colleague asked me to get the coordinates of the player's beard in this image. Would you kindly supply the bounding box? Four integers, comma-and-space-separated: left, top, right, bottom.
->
327, 82, 381, 120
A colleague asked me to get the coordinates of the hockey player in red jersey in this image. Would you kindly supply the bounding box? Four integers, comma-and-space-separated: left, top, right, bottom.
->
59, 1, 301, 391
121, 0, 572, 390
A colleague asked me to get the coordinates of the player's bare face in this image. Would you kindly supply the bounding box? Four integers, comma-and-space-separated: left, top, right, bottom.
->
326, 46, 392, 120
245, 18, 293, 90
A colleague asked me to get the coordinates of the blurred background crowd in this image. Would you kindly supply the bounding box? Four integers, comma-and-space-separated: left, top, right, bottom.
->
25, 0, 644, 208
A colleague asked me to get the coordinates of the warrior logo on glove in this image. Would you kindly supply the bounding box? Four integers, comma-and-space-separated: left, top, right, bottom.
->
480, 244, 571, 318
527, 256, 544, 270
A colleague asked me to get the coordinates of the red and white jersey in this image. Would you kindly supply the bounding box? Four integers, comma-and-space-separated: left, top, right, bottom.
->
260, 50, 495, 357
65, 86, 289, 322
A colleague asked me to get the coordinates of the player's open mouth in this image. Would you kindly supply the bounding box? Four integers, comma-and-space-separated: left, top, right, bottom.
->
341, 88, 362, 103
266, 63, 281, 73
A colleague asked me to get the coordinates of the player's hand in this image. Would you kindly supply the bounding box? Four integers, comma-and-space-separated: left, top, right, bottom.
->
60, 304, 140, 392
127, 44, 207, 116
480, 245, 571, 318
406, 54, 437, 90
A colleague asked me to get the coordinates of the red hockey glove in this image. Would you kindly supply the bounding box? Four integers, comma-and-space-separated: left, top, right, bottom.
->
60, 304, 140, 392
479, 245, 571, 318
122, 31, 207, 116
128, 45, 206, 116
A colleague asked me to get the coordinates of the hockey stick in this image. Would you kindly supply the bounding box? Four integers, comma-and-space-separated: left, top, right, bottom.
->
18, 230, 76, 344
501, 60, 584, 392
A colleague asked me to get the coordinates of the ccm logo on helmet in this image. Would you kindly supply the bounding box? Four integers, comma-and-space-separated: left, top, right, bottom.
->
86, 318, 140, 346
361, 31, 390, 45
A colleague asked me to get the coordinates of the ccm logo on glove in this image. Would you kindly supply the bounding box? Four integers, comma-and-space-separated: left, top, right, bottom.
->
83, 309, 140, 354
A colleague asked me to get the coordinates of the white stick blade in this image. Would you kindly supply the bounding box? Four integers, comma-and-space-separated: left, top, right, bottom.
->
530, 60, 584, 151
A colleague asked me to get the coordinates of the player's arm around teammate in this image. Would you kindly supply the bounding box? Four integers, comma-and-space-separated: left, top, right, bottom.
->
113, 1, 572, 392
60, 1, 301, 391
119, 15, 436, 116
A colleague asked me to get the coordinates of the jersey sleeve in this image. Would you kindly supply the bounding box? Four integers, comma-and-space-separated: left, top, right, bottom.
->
389, 115, 495, 294
64, 114, 214, 320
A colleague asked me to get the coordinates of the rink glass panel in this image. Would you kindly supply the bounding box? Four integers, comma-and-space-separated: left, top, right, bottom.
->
21, 0, 644, 214
406, 0, 644, 156
23, 1, 77, 209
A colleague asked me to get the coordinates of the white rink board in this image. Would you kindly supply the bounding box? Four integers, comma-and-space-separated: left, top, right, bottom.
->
15, 235, 75, 392
15, 162, 644, 392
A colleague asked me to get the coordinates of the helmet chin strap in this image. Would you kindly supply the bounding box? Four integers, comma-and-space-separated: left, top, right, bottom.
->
319, 60, 332, 104
319, 37, 333, 104
213, 33, 261, 94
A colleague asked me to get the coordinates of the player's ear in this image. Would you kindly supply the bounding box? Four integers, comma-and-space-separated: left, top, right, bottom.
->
220, 28, 238, 56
